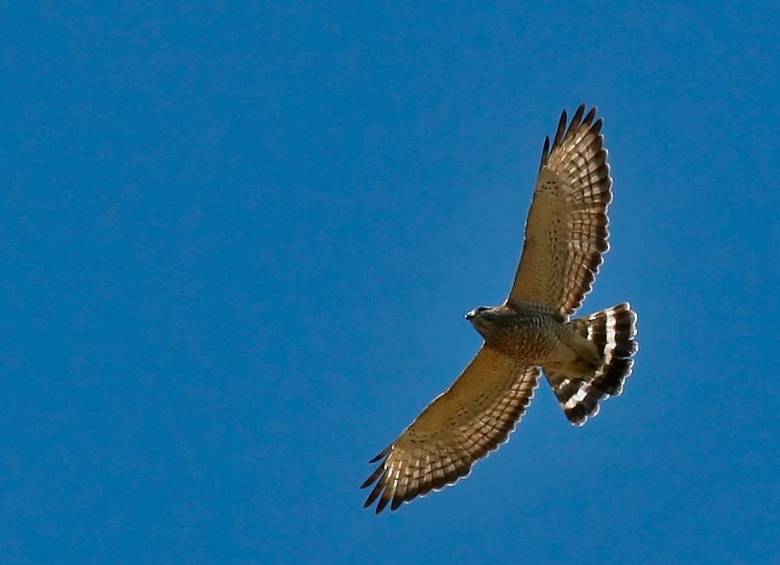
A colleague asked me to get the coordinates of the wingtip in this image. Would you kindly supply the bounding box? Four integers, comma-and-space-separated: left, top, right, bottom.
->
553, 110, 567, 148
368, 447, 389, 463
363, 480, 384, 509
583, 106, 597, 126
590, 117, 604, 136
539, 135, 551, 171
360, 464, 384, 489
566, 104, 586, 138
375, 496, 390, 514
558, 109, 567, 131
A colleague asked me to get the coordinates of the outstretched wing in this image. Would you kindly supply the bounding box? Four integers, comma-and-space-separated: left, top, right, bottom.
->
361, 347, 539, 513
509, 105, 613, 319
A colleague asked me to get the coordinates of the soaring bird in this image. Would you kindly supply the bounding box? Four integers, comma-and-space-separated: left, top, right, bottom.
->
362, 105, 638, 514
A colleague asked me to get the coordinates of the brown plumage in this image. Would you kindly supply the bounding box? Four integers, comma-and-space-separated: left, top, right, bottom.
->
362, 105, 639, 514
511, 105, 612, 319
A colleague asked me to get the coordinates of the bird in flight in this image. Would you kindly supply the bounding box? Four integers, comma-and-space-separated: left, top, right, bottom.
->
361, 105, 639, 514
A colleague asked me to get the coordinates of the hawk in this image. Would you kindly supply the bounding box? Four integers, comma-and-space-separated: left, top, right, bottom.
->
362, 105, 639, 514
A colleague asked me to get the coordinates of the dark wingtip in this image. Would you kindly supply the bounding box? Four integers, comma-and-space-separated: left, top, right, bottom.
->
539, 135, 551, 171
590, 117, 604, 136
375, 495, 390, 514
368, 447, 389, 463
390, 496, 403, 511
360, 464, 384, 489
364, 480, 384, 509
583, 107, 597, 126
567, 104, 585, 136
553, 109, 567, 149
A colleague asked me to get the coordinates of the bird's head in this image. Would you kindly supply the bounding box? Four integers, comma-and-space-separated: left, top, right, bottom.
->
465, 305, 509, 339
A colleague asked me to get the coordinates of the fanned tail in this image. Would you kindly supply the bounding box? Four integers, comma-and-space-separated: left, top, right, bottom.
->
547, 303, 638, 425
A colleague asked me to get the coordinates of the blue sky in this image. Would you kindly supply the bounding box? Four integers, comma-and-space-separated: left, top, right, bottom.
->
2, 2, 779, 563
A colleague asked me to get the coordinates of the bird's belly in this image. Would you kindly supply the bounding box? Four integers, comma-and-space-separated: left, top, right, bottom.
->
491, 319, 562, 364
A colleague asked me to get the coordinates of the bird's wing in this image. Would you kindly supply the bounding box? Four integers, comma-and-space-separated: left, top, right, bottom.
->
361, 347, 539, 513
508, 105, 613, 319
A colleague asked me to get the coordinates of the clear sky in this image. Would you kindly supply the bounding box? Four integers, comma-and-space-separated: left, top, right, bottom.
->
2, 2, 779, 563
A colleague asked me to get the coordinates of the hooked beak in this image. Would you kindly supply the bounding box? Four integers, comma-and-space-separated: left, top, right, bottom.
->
465, 309, 477, 320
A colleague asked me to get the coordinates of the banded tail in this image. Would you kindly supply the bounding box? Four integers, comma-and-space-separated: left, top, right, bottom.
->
547, 303, 638, 426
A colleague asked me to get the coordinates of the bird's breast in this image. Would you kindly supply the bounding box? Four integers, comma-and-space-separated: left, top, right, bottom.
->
487, 312, 561, 363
